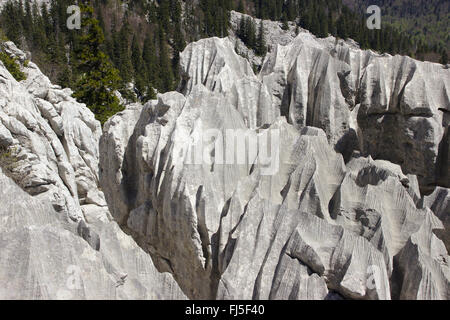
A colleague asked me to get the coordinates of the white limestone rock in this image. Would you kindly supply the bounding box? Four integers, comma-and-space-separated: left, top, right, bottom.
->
1, 12, 449, 301
228, 12, 449, 190
0, 42, 106, 221
99, 28, 450, 299
100, 81, 449, 301
357, 56, 450, 192
0, 43, 187, 299
0, 170, 186, 300
395, 210, 450, 300
422, 187, 450, 252
229, 11, 300, 69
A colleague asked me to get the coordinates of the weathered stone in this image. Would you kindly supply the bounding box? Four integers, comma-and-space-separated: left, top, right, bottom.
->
0, 170, 186, 299
77, 220, 101, 251
1, 13, 449, 301
0, 44, 186, 300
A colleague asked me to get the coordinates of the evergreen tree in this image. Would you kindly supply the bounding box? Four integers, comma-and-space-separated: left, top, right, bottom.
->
281, 13, 289, 31
172, 19, 185, 86
142, 34, 159, 93
131, 34, 146, 95
246, 17, 256, 48
238, 16, 247, 41
73, 4, 124, 125
131, 35, 143, 76
0, 50, 26, 81
158, 0, 170, 31
440, 50, 448, 65
158, 29, 174, 92
23, 0, 32, 39
237, 0, 245, 13
1, 2, 23, 44
116, 16, 133, 83
255, 20, 267, 56
318, 8, 328, 38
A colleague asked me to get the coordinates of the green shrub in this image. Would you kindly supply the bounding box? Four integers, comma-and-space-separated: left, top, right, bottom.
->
0, 146, 17, 171
0, 146, 18, 179
0, 29, 8, 42
0, 146, 26, 188
0, 51, 26, 81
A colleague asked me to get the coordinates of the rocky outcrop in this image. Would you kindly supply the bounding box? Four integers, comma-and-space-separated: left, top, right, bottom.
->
228, 11, 300, 69
422, 187, 450, 253
100, 28, 450, 299
357, 55, 449, 193
0, 41, 106, 222
227, 11, 450, 192
0, 169, 185, 299
1, 10, 449, 300
0, 42, 185, 299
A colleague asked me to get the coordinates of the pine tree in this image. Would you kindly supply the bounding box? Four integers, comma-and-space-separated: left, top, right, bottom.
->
142, 34, 159, 97
328, 9, 336, 36
23, 0, 32, 39
116, 17, 133, 84
281, 13, 289, 31
237, 0, 245, 13
172, 19, 185, 86
0, 50, 26, 81
1, 2, 23, 44
440, 50, 448, 65
238, 16, 247, 41
158, 29, 174, 92
246, 17, 256, 49
131, 35, 143, 76
318, 8, 328, 38
158, 0, 170, 31
131, 34, 146, 95
73, 4, 124, 125
57, 64, 74, 89
255, 20, 267, 56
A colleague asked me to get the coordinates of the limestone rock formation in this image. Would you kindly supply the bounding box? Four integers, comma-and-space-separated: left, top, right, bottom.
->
422, 187, 450, 253
0, 10, 449, 300
100, 25, 450, 299
0, 169, 185, 299
228, 11, 300, 69
357, 55, 449, 193
0, 42, 185, 300
228, 12, 450, 191
0, 41, 106, 222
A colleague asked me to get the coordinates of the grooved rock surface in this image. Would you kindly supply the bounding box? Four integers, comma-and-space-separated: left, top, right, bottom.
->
422, 187, 450, 253
1, 12, 449, 300
0, 170, 185, 299
228, 12, 449, 190
100, 30, 450, 299
0, 42, 185, 300
357, 55, 449, 192
0, 41, 106, 221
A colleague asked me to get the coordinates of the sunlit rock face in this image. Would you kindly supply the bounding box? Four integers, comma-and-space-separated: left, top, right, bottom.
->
0, 10, 448, 300
99, 17, 450, 300
0, 42, 185, 300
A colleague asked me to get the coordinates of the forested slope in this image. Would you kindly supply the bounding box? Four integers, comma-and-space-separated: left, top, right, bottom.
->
343, 0, 449, 62
0, 0, 446, 123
